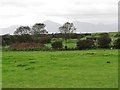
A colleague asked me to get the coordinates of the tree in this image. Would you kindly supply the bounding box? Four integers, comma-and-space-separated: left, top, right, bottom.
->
14, 26, 31, 35
31, 23, 48, 35
59, 22, 76, 34
59, 22, 76, 47
97, 33, 111, 48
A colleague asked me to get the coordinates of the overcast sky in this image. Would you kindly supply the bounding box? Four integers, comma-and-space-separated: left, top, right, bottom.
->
0, 0, 118, 28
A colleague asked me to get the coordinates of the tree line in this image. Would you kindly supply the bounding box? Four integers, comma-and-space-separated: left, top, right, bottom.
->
1, 22, 120, 50
13, 22, 76, 35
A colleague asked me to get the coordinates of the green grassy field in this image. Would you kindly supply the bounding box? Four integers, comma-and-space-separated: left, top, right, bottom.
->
2, 49, 118, 88
0, 51, 2, 89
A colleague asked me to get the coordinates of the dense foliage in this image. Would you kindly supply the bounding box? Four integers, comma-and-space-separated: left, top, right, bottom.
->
51, 41, 63, 49
97, 33, 111, 48
114, 38, 120, 49
77, 39, 94, 50
1, 32, 120, 51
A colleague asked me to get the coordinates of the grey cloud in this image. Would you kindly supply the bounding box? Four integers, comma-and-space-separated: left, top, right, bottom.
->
0, 14, 24, 18
0, 0, 44, 7
0, 0, 118, 28
0, 1, 25, 7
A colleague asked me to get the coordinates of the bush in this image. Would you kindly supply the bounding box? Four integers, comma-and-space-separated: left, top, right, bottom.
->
2, 34, 13, 46
114, 38, 120, 49
97, 34, 111, 48
114, 32, 120, 37
51, 41, 63, 49
77, 39, 94, 50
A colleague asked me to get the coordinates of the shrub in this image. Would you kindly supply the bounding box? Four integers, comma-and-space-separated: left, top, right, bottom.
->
2, 34, 14, 46
51, 41, 63, 49
97, 34, 111, 48
114, 38, 120, 49
77, 39, 94, 50
114, 32, 120, 37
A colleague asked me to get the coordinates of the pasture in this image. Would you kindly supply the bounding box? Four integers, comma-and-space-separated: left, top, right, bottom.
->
2, 49, 118, 88
0, 51, 2, 89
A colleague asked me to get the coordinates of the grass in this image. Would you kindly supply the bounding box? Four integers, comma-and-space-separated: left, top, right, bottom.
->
2, 49, 118, 88
0, 51, 2, 89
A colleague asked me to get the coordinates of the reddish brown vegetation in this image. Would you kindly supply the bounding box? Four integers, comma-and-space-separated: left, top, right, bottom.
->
10, 42, 44, 49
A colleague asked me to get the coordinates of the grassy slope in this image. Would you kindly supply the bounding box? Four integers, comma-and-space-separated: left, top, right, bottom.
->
2, 49, 118, 88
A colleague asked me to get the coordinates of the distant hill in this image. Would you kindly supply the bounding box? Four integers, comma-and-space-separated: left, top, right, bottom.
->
43, 20, 61, 33
0, 20, 118, 35
73, 21, 118, 33
0, 25, 20, 35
